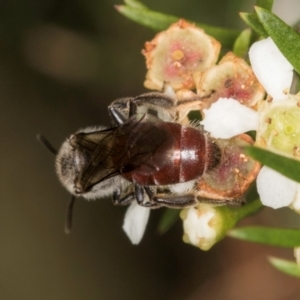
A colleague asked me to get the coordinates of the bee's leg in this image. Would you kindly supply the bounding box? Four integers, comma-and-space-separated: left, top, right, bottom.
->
135, 185, 162, 208
152, 193, 198, 208
133, 92, 175, 109
134, 184, 145, 205
108, 91, 216, 124
133, 91, 214, 111
108, 93, 173, 123
132, 92, 212, 122
130, 93, 175, 119
108, 97, 133, 125
137, 185, 196, 208
112, 188, 135, 206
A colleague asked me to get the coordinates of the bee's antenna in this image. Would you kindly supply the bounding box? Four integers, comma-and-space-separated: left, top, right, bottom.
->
64, 196, 76, 234
36, 134, 58, 155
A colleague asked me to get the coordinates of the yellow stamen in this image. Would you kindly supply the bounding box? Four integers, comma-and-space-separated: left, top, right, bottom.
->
171, 49, 184, 61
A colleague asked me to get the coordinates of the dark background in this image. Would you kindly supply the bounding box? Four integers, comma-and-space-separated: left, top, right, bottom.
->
1, 0, 300, 299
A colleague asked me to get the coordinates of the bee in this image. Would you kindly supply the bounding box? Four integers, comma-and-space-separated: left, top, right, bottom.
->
55, 92, 221, 209
40, 92, 258, 232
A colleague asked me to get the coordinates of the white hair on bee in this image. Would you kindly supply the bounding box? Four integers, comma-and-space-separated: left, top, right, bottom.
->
168, 180, 196, 194
189, 119, 202, 129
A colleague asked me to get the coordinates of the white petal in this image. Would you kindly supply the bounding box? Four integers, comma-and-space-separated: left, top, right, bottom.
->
122, 201, 150, 244
256, 166, 297, 208
249, 37, 293, 101
200, 98, 259, 138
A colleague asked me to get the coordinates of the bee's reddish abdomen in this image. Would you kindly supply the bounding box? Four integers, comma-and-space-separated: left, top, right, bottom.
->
113, 120, 219, 186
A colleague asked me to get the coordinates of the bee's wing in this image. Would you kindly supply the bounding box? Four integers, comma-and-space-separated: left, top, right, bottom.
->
71, 114, 175, 192
70, 128, 119, 192
112, 115, 172, 174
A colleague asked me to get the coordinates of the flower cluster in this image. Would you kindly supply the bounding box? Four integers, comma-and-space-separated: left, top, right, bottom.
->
203, 37, 298, 211
122, 19, 297, 249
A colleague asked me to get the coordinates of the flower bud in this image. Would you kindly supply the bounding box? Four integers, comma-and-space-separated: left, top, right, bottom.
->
181, 204, 225, 250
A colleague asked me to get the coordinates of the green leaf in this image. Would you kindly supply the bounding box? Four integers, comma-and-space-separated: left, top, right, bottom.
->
239, 1, 273, 36
233, 28, 252, 58
255, 0, 274, 11
255, 7, 300, 74
268, 257, 300, 278
124, 0, 148, 9
115, 4, 240, 48
245, 147, 300, 183
157, 209, 180, 234
228, 226, 300, 247
239, 12, 268, 37
116, 5, 178, 31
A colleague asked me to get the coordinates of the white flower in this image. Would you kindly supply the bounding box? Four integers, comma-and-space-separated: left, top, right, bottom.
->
200, 37, 299, 209
203, 38, 300, 211
143, 19, 221, 91
181, 204, 221, 250
122, 201, 150, 244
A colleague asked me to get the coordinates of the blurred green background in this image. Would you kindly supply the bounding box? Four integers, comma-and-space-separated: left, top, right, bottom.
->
1, 0, 300, 299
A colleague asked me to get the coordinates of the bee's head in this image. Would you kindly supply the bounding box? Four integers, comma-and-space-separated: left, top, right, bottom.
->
55, 126, 118, 200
